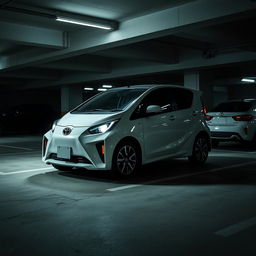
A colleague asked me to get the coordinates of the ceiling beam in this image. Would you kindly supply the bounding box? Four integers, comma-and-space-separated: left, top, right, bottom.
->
0, 21, 67, 49
22, 49, 256, 89
95, 41, 178, 64
37, 56, 112, 73
1, 0, 256, 71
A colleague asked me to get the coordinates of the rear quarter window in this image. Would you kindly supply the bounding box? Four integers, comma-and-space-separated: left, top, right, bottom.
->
170, 88, 193, 110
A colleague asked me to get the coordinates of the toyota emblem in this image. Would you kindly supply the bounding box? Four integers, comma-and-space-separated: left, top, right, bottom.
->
63, 127, 72, 136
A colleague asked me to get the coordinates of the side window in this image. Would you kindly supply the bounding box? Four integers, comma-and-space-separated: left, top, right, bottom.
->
169, 88, 193, 110
131, 88, 176, 119
131, 88, 194, 120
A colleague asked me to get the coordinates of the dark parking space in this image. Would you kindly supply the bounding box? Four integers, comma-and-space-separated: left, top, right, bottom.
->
1, 137, 256, 256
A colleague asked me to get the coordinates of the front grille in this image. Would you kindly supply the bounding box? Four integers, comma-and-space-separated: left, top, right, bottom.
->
48, 153, 92, 164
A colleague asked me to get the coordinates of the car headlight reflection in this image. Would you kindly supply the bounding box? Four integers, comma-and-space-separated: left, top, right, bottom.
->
88, 120, 119, 134
52, 119, 59, 132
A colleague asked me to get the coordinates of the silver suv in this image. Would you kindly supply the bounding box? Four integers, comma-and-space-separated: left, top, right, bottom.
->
206, 99, 256, 146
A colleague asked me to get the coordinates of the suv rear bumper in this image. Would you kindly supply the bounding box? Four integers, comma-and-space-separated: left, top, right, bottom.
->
211, 131, 243, 141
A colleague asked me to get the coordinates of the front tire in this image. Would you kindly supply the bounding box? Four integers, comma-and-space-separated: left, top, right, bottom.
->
52, 164, 73, 171
112, 141, 141, 177
188, 135, 209, 165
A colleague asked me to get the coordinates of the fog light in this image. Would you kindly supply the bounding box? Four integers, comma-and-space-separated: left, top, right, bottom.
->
96, 141, 105, 162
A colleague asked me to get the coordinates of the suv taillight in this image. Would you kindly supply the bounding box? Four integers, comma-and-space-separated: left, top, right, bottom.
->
232, 115, 253, 121
205, 115, 213, 121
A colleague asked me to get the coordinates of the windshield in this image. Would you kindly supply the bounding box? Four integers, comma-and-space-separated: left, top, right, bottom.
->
211, 102, 252, 112
72, 88, 147, 113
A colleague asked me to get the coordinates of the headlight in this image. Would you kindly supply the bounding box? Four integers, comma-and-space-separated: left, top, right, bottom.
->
88, 120, 119, 134
52, 119, 59, 132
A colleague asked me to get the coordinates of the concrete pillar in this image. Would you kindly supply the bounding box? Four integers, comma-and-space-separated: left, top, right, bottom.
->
184, 71, 200, 91
61, 85, 83, 115
212, 86, 228, 107
184, 71, 214, 110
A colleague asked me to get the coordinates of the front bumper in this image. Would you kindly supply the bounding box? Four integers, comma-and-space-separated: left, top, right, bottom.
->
42, 125, 117, 170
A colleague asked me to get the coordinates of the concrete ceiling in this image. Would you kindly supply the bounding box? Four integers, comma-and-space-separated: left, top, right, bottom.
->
13, 0, 193, 21
0, 0, 256, 91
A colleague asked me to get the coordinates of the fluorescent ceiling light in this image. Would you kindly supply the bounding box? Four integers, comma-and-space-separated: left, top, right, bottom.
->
241, 78, 255, 83
56, 17, 112, 30
84, 87, 94, 90
102, 85, 112, 88
98, 88, 107, 91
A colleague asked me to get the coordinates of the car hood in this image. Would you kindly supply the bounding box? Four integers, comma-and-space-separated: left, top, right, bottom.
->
57, 112, 122, 127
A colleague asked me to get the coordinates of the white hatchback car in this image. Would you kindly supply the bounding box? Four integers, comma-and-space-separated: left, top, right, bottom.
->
42, 85, 211, 177
206, 99, 256, 146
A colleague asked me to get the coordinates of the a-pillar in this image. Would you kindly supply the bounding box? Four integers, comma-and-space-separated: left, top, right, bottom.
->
184, 71, 214, 110
61, 85, 83, 115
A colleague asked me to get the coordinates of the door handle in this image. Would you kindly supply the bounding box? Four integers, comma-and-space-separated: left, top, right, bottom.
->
169, 115, 176, 121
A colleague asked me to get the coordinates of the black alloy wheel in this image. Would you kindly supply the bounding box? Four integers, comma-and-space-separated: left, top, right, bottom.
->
188, 135, 209, 165
112, 142, 140, 177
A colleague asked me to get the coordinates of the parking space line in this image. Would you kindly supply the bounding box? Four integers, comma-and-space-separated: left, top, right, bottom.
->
107, 184, 142, 192
215, 216, 256, 237
0, 167, 54, 175
0, 151, 41, 156
0, 145, 32, 151
107, 160, 256, 192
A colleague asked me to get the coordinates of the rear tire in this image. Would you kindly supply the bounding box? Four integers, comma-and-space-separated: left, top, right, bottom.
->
112, 141, 141, 177
52, 164, 73, 171
188, 135, 209, 165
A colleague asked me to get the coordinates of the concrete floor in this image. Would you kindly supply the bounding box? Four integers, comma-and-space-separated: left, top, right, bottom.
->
0, 136, 256, 256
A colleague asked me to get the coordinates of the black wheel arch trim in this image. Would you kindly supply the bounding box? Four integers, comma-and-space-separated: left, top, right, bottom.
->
196, 131, 211, 151
113, 136, 142, 164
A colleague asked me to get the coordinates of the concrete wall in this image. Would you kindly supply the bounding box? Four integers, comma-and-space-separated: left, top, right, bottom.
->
228, 85, 256, 100
0, 89, 60, 113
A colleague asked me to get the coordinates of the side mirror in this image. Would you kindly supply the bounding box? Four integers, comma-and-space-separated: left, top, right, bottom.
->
146, 105, 162, 114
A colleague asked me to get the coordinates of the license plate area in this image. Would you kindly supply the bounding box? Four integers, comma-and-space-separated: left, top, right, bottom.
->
213, 117, 227, 125
57, 146, 71, 159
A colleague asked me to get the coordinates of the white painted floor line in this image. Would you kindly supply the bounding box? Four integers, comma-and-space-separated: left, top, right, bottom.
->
215, 216, 256, 237
0, 151, 41, 156
210, 152, 256, 157
107, 184, 142, 192
0, 167, 54, 175
0, 144, 32, 151
107, 160, 256, 192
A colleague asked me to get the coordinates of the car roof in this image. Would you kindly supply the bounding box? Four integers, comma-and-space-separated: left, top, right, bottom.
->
243, 99, 256, 102
109, 84, 196, 92
220, 99, 256, 103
